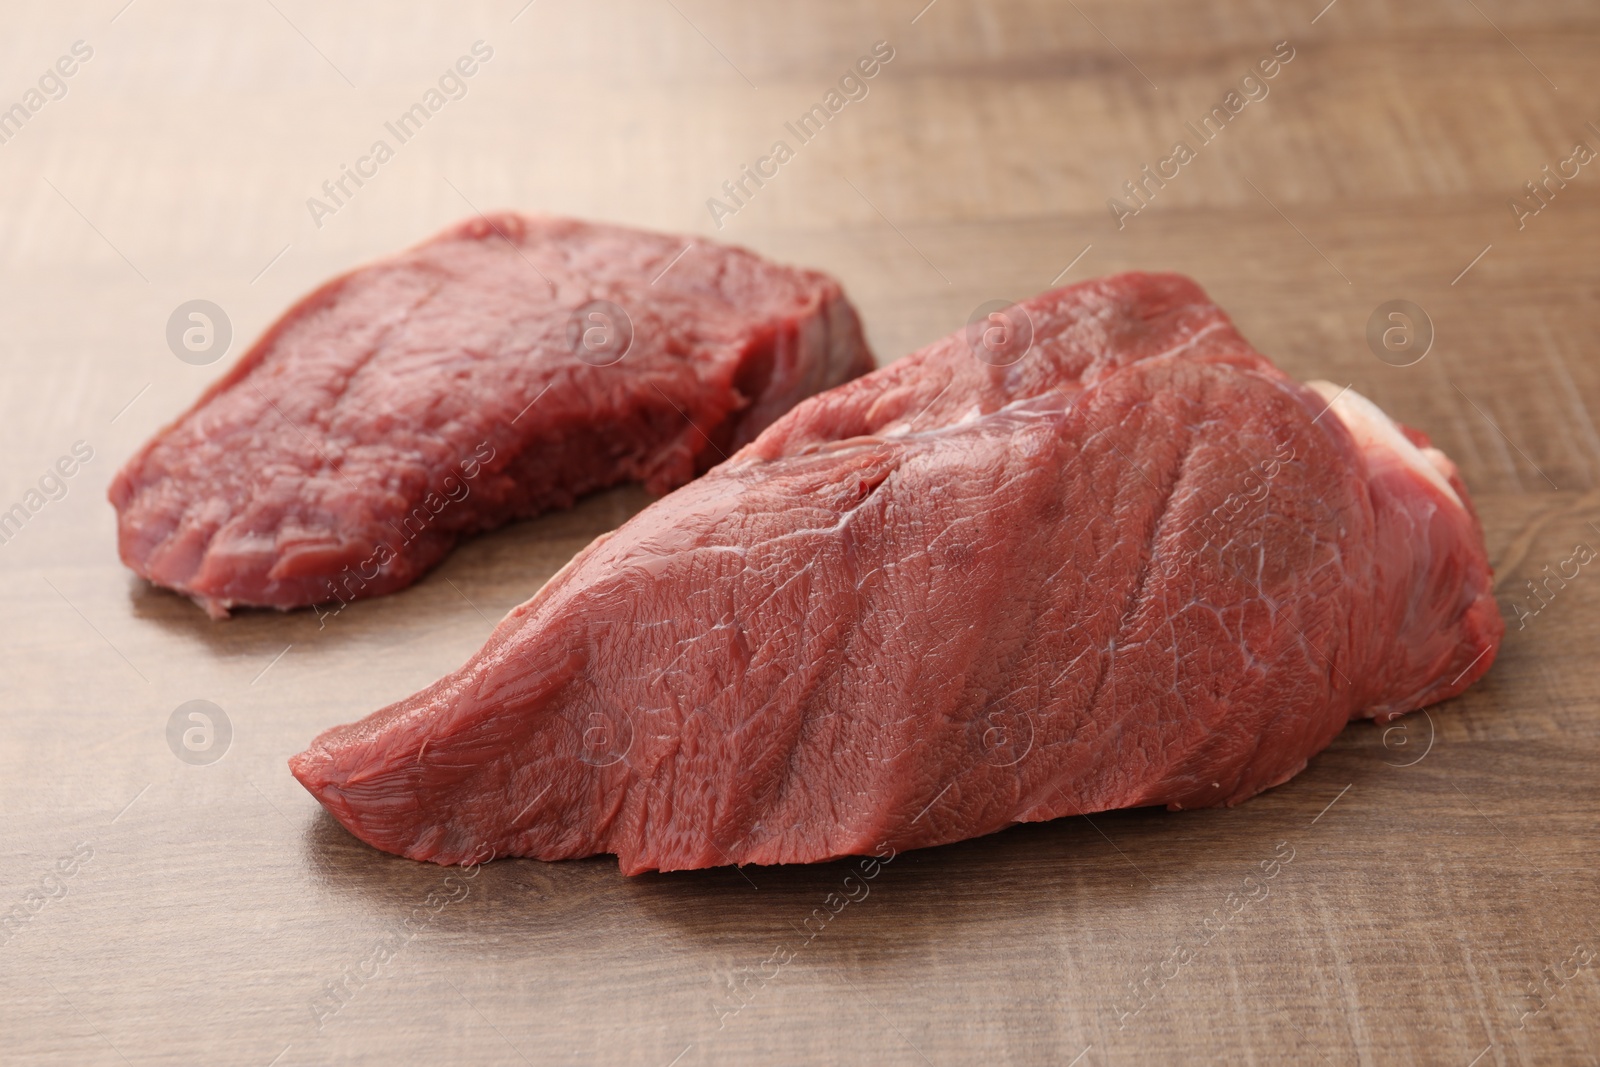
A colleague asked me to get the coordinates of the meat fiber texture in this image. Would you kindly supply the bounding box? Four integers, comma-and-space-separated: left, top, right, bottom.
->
109, 214, 873, 618
290, 272, 1503, 874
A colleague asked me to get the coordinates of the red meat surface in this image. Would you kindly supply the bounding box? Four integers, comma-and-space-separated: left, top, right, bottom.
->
290, 273, 1503, 874
109, 214, 872, 617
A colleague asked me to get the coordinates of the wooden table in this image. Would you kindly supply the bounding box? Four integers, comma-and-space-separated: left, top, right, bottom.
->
2, 1, 1597, 1063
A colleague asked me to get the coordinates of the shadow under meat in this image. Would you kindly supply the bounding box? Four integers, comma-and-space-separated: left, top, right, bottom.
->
299, 800, 1186, 971
123, 482, 659, 656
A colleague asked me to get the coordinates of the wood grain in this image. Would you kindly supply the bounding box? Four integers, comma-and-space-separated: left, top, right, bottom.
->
1, 1, 1597, 1063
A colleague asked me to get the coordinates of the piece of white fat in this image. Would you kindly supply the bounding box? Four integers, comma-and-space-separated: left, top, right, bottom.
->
1306, 381, 1462, 509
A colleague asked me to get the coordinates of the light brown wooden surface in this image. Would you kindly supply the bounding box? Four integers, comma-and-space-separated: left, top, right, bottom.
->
2, 1, 1598, 1063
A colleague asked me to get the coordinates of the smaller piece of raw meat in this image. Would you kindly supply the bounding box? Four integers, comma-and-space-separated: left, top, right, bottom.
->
109, 214, 873, 617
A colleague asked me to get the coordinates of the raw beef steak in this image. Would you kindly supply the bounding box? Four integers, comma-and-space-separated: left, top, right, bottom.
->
110, 214, 873, 617
290, 273, 1503, 873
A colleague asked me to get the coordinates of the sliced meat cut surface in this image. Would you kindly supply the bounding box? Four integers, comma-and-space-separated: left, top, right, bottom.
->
110, 213, 873, 617
290, 272, 1503, 874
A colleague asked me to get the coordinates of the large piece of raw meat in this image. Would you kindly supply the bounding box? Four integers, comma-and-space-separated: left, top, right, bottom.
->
109, 214, 872, 617
290, 273, 1503, 873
